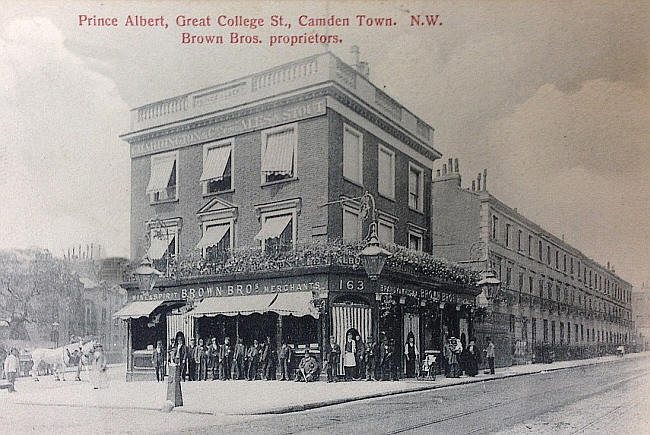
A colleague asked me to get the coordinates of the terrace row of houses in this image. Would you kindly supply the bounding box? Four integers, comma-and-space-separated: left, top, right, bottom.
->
116, 51, 633, 379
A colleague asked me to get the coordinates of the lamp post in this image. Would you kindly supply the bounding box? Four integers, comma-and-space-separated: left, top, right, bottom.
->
476, 270, 501, 309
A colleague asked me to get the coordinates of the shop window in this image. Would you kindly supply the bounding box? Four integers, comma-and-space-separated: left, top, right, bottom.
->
261, 124, 296, 184
201, 140, 232, 194
147, 151, 178, 203
343, 124, 363, 185
377, 144, 395, 199
408, 163, 424, 212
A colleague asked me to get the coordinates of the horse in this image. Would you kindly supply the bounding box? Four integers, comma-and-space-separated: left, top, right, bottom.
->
31, 339, 96, 381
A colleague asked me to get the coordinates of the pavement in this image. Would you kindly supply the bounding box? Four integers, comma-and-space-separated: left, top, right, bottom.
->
2, 352, 648, 417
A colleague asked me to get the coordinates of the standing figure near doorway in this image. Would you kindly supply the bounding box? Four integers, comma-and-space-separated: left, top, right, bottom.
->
195, 338, 208, 381
364, 336, 377, 381
343, 332, 357, 380
278, 340, 293, 381
324, 336, 341, 383
219, 337, 233, 380
264, 337, 277, 380
186, 338, 196, 381
209, 338, 220, 380
404, 333, 419, 378
355, 334, 365, 381
151, 340, 166, 382
247, 339, 261, 380
379, 338, 396, 381
233, 338, 246, 380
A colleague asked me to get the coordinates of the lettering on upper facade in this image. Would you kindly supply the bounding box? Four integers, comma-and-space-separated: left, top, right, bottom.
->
130, 275, 326, 301
130, 98, 326, 158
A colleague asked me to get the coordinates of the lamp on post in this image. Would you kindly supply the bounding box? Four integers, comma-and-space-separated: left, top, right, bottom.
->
133, 257, 162, 293
476, 270, 501, 309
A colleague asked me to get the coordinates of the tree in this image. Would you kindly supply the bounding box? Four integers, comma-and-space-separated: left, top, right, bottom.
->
0, 248, 84, 341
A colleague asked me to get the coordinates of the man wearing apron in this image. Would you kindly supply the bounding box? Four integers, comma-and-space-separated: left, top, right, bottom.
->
344, 332, 357, 380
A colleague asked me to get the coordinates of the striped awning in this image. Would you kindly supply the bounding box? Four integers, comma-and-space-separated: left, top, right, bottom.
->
147, 235, 174, 260
191, 292, 318, 318
261, 129, 294, 175
195, 225, 229, 250
254, 214, 292, 241
112, 300, 165, 319
200, 146, 231, 182
146, 156, 175, 193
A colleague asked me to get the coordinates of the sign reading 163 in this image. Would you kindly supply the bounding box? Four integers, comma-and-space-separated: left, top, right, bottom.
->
338, 279, 365, 291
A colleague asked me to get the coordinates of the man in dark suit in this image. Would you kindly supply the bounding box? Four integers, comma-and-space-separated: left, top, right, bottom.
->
151, 340, 166, 382
278, 340, 293, 381
324, 336, 341, 383
247, 339, 261, 380
186, 338, 196, 381
233, 338, 246, 380
219, 337, 233, 380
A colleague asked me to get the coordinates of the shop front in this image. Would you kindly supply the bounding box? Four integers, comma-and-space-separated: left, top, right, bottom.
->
116, 265, 479, 381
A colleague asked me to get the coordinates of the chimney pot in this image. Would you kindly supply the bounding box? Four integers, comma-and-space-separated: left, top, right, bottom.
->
454, 158, 459, 173
442, 164, 447, 175
483, 169, 488, 191
472, 180, 476, 191
477, 173, 481, 191
448, 158, 453, 172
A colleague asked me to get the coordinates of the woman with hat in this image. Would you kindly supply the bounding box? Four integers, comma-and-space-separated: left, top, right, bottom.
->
90, 343, 108, 389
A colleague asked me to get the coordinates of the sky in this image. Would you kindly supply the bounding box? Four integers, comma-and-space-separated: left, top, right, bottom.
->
0, 0, 648, 286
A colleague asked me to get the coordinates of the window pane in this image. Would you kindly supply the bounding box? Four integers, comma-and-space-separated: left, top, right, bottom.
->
343, 128, 361, 183
378, 222, 393, 243
409, 168, 420, 209
343, 209, 360, 241
378, 148, 393, 197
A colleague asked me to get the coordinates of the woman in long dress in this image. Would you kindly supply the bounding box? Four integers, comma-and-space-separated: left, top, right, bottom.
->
343, 332, 357, 380
90, 344, 108, 389
167, 331, 185, 407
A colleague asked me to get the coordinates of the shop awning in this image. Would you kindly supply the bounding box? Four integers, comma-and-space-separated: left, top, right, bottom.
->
191, 292, 318, 318
261, 129, 294, 175
195, 225, 229, 250
268, 292, 320, 318
112, 300, 165, 319
200, 146, 231, 182
254, 214, 292, 241
192, 294, 276, 317
147, 235, 175, 260
146, 156, 176, 193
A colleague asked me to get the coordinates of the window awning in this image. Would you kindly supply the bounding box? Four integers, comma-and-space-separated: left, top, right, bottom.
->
200, 146, 231, 182
195, 225, 229, 250
268, 292, 320, 318
191, 292, 318, 318
254, 214, 292, 241
147, 235, 174, 260
191, 294, 276, 317
261, 130, 294, 175
112, 300, 165, 319
146, 157, 176, 193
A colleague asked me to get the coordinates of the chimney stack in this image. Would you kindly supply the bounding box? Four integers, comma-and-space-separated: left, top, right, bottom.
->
477, 173, 481, 191
454, 158, 459, 173
471, 180, 476, 191
436, 169, 441, 177
483, 169, 487, 191
442, 164, 447, 175
448, 158, 453, 172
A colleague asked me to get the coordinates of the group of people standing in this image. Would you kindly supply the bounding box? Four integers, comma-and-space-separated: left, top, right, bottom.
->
444, 336, 495, 378
152, 335, 296, 382
323, 332, 408, 382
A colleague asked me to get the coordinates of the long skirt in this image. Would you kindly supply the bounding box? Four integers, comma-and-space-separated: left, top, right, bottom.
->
166, 365, 183, 407
90, 368, 108, 389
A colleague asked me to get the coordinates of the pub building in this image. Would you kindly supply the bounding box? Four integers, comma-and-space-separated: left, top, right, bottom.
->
115, 50, 479, 381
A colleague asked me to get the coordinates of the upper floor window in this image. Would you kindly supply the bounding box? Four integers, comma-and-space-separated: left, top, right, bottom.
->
492, 215, 499, 240
528, 235, 532, 256
408, 225, 425, 252
343, 124, 363, 185
538, 241, 543, 260
201, 140, 232, 194
255, 212, 295, 253
505, 224, 511, 248
555, 250, 559, 269
196, 220, 233, 261
377, 217, 395, 244
377, 144, 395, 199
147, 151, 178, 203
147, 221, 179, 273
261, 124, 297, 184
517, 230, 522, 251
342, 204, 362, 242
570, 257, 574, 275
408, 163, 424, 212
563, 254, 567, 272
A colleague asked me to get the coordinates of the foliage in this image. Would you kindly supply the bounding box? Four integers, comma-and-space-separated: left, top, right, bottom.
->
149, 239, 479, 287
0, 249, 84, 340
